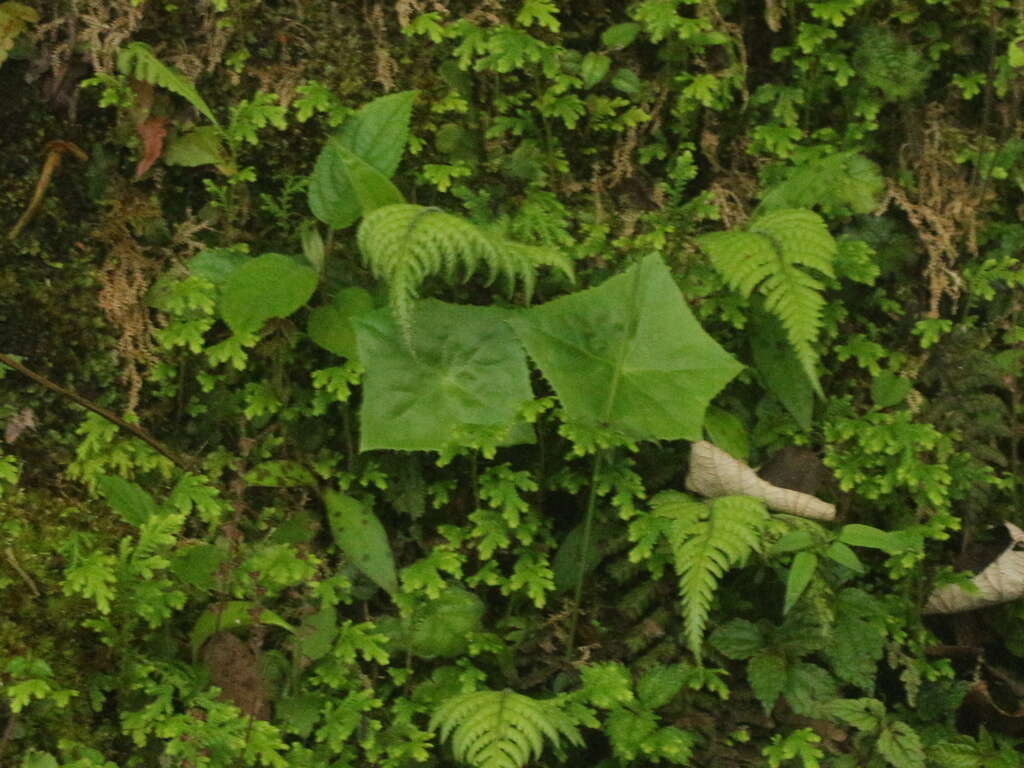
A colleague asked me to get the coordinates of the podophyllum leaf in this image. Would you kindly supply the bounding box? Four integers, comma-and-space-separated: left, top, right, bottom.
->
306, 287, 375, 360
354, 300, 533, 452
219, 253, 318, 335
188, 248, 249, 285
751, 313, 813, 430
686, 441, 836, 521
190, 600, 293, 658
509, 253, 742, 443
784, 551, 818, 614
325, 491, 398, 595
925, 522, 1024, 614
307, 136, 405, 229
163, 126, 229, 169
117, 42, 218, 125
96, 475, 157, 526
339, 90, 417, 177
134, 116, 168, 178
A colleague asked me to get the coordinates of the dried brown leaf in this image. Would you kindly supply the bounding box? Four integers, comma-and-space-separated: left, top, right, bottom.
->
685, 441, 836, 521
926, 522, 1024, 614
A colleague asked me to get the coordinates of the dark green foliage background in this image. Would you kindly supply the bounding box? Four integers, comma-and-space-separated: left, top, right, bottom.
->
3, 1, 1024, 767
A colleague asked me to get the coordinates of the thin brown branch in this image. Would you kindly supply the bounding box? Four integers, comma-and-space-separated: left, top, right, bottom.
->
0, 353, 196, 471
8, 140, 88, 241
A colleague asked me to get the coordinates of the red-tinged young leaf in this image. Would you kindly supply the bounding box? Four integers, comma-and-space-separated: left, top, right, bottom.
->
135, 115, 168, 178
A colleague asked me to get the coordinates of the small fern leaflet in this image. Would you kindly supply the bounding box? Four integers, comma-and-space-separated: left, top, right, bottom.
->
696, 208, 836, 394
651, 491, 769, 660
357, 204, 574, 341
117, 42, 219, 126
430, 689, 583, 768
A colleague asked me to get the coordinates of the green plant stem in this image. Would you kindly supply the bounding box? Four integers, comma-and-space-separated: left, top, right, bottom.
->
0, 353, 195, 471
565, 450, 604, 659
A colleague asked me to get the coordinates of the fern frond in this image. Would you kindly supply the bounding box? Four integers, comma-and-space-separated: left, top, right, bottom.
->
430, 689, 582, 768
117, 42, 218, 126
357, 204, 574, 341
651, 491, 769, 660
696, 208, 836, 395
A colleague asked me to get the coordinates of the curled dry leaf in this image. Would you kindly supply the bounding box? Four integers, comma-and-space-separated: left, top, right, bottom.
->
685, 440, 836, 521
4, 406, 35, 443
925, 522, 1024, 614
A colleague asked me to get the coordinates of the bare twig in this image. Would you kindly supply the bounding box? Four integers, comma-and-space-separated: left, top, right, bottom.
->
8, 140, 88, 241
3, 547, 40, 598
0, 353, 196, 471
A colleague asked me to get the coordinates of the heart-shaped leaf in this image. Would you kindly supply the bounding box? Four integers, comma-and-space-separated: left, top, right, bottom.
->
354, 300, 533, 452
219, 253, 318, 335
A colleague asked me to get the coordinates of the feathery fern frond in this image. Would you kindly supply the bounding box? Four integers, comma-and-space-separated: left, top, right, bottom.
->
430, 689, 583, 768
696, 208, 836, 395
651, 491, 769, 660
117, 42, 218, 126
357, 204, 574, 341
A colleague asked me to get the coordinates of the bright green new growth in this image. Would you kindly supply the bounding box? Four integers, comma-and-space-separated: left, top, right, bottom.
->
430, 689, 582, 768
696, 208, 836, 395
651, 491, 770, 660
116, 42, 218, 125
357, 203, 574, 341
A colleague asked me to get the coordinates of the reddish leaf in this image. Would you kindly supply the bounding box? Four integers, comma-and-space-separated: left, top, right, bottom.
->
135, 116, 168, 178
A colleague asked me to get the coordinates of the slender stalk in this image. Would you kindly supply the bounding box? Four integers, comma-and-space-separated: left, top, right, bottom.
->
565, 450, 604, 659
0, 353, 195, 471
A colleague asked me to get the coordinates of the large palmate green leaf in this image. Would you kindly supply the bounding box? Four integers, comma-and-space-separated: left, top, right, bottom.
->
219, 253, 318, 335
508, 253, 742, 442
354, 300, 533, 452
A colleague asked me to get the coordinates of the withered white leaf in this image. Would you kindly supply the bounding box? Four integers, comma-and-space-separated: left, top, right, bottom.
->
925, 522, 1024, 614
685, 440, 836, 521
4, 407, 36, 443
